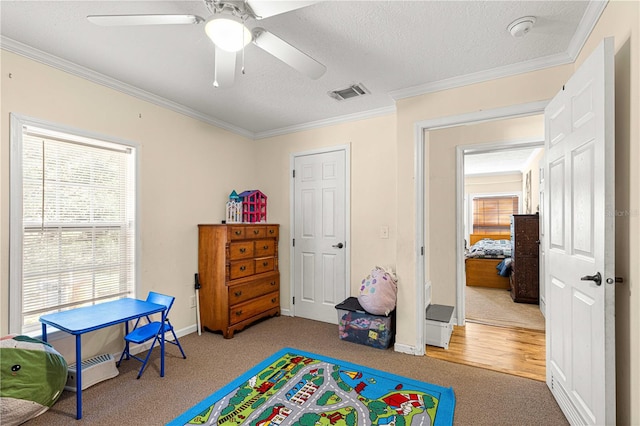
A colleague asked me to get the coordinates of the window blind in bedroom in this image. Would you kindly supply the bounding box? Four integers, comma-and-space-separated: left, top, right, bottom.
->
472, 196, 518, 234
11, 118, 137, 335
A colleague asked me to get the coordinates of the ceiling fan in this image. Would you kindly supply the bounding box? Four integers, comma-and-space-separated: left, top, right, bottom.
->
87, 0, 326, 88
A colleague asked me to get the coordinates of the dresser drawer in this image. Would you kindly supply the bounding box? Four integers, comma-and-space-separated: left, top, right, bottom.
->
255, 257, 275, 274
254, 239, 276, 257
246, 226, 266, 239
229, 241, 254, 260
229, 292, 279, 325
228, 274, 279, 305
229, 260, 255, 279
229, 226, 246, 240
266, 225, 279, 238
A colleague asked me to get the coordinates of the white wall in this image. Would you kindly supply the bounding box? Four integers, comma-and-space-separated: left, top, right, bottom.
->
255, 114, 398, 308
0, 51, 257, 358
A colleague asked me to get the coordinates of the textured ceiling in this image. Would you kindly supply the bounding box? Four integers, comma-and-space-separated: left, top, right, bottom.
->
1, 1, 603, 138
465, 147, 543, 176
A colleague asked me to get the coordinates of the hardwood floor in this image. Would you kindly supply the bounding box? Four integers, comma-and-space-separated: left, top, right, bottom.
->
426, 321, 546, 382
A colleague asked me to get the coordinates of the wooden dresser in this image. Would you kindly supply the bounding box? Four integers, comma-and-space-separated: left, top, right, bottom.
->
510, 214, 540, 303
198, 224, 280, 338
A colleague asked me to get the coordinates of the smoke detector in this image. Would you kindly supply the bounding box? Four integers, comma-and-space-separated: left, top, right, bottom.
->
508, 16, 536, 38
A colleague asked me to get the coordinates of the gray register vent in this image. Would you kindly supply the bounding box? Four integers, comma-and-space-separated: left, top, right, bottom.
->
65, 353, 119, 392
328, 83, 369, 101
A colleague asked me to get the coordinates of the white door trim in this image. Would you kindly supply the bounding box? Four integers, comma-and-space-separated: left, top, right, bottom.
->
413, 100, 549, 352
289, 144, 351, 318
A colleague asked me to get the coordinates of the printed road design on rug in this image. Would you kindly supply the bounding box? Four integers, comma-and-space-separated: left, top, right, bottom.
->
169, 348, 455, 426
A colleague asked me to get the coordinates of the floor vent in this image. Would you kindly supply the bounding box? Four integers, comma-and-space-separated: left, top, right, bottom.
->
328, 83, 369, 101
65, 353, 119, 392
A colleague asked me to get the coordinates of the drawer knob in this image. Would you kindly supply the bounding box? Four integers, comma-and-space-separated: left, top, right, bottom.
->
254, 230, 260, 234
235, 230, 242, 235
240, 248, 246, 253
263, 261, 269, 267
234, 291, 242, 297
240, 266, 246, 271
269, 229, 274, 234
235, 310, 243, 316
271, 298, 277, 303
263, 245, 269, 250
270, 281, 276, 286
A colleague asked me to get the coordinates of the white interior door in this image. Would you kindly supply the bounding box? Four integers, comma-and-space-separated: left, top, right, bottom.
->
544, 37, 615, 425
539, 159, 546, 317
293, 148, 348, 324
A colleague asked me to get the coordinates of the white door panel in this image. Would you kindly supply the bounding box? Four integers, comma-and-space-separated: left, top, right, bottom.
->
293, 149, 348, 323
544, 37, 615, 425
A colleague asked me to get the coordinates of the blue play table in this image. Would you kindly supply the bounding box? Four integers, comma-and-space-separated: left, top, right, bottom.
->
40, 298, 166, 420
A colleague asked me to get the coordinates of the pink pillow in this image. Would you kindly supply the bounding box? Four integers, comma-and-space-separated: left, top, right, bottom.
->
358, 267, 397, 316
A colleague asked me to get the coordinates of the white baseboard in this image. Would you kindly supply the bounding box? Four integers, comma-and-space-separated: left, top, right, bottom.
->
394, 342, 424, 356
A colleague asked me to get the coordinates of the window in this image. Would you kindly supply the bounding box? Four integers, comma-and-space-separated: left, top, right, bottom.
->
10, 114, 137, 335
472, 195, 519, 234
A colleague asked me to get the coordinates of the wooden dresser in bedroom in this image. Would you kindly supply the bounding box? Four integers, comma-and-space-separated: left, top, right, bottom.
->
510, 214, 540, 303
198, 224, 280, 338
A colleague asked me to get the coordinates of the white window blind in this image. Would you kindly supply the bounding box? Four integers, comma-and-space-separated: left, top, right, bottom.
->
11, 116, 137, 335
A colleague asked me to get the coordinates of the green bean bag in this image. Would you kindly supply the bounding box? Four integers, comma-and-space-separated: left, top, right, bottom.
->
1, 335, 67, 426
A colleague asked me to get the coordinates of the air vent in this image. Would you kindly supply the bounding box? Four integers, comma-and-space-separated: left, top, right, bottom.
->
328, 83, 369, 101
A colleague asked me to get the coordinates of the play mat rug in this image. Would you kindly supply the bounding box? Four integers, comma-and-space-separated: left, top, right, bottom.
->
169, 347, 455, 426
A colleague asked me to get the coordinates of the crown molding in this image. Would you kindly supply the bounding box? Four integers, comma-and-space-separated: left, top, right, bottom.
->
254, 105, 396, 140
389, 51, 573, 101
1, 36, 255, 140
2, 0, 607, 139
566, 0, 608, 60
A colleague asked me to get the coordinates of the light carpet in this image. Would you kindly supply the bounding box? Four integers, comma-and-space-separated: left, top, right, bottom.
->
465, 286, 545, 331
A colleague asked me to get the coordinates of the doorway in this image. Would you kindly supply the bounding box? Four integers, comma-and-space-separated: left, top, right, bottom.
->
417, 107, 548, 378
462, 144, 545, 331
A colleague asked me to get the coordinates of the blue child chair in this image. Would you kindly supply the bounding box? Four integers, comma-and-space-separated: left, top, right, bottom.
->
117, 292, 186, 379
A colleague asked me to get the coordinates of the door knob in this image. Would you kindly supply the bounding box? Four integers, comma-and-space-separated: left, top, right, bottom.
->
580, 271, 602, 286
332, 242, 344, 249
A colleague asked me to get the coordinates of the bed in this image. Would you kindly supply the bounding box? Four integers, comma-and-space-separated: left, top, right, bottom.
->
465, 233, 511, 289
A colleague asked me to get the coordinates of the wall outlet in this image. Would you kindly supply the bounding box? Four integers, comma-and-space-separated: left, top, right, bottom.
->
190, 295, 196, 308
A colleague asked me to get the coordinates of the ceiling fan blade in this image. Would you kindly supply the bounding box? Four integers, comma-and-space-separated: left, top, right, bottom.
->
246, 1, 317, 19
213, 46, 236, 88
87, 15, 204, 26
252, 28, 326, 79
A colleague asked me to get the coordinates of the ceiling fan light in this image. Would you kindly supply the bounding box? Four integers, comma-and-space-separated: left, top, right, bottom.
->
205, 16, 252, 53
